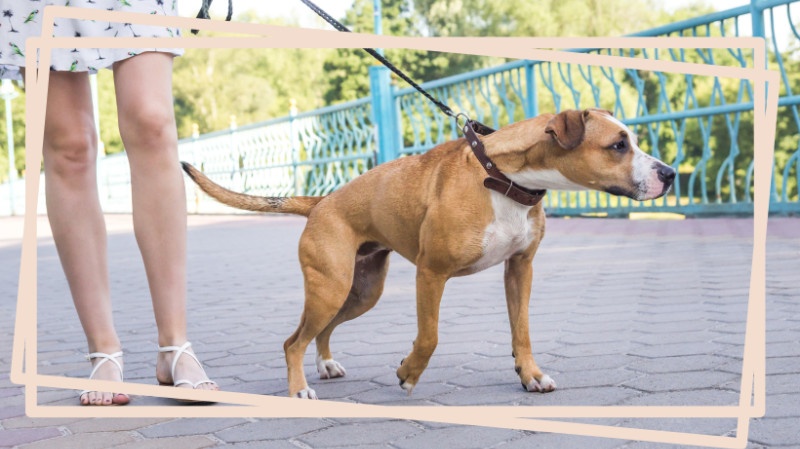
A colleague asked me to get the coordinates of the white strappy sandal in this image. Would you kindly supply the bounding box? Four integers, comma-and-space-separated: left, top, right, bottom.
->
79, 351, 128, 405
157, 342, 218, 403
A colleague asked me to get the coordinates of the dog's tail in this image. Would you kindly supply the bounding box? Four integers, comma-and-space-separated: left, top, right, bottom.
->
181, 162, 323, 217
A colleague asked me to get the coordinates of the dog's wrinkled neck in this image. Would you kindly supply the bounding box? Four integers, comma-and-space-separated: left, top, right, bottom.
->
480, 117, 553, 176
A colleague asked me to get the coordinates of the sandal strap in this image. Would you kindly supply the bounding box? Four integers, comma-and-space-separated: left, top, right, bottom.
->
158, 342, 202, 383
173, 379, 218, 389
85, 351, 124, 382
80, 351, 124, 398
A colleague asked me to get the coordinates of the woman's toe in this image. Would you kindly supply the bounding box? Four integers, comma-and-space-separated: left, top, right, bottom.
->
113, 393, 130, 405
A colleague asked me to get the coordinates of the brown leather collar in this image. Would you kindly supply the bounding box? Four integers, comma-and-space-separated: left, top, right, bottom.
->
462, 120, 547, 207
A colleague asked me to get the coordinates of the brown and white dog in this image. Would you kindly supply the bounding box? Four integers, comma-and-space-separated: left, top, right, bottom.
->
182, 108, 675, 399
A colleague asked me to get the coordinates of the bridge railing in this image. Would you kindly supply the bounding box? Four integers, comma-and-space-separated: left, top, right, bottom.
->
2, 0, 797, 217
390, 0, 799, 216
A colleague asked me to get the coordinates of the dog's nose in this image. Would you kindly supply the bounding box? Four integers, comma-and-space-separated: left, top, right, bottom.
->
658, 165, 676, 184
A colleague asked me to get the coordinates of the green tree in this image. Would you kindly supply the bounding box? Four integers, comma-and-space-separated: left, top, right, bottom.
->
171, 11, 336, 139
414, 0, 665, 38
321, 0, 485, 104
0, 80, 26, 183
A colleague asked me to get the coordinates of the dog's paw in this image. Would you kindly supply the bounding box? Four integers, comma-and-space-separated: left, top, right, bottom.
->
399, 380, 415, 396
316, 355, 346, 379
523, 374, 556, 393
396, 361, 416, 396
294, 388, 318, 399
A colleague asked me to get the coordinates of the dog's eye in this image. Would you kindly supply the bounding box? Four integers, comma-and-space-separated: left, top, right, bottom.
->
611, 140, 626, 152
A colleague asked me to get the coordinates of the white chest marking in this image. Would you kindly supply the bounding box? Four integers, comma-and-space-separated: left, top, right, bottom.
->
469, 192, 537, 273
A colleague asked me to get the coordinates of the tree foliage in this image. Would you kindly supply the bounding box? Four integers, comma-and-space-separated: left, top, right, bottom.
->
321, 0, 484, 105
0, 81, 25, 182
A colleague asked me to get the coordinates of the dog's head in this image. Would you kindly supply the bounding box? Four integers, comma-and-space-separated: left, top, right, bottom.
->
539, 109, 675, 201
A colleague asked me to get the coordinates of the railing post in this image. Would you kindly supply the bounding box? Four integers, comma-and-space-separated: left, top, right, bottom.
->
750, 0, 779, 204
524, 62, 538, 118
749, 0, 765, 39
370, 65, 398, 164
289, 99, 304, 196
368, 0, 397, 165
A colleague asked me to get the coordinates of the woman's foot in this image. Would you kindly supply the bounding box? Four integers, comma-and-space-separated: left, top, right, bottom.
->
156, 342, 218, 401
79, 351, 130, 406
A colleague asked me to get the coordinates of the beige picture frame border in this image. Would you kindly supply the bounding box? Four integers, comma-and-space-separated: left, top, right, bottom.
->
9, 6, 780, 449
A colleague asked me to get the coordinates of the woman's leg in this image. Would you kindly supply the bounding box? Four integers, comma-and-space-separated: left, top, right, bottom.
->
112, 52, 216, 390
39, 70, 128, 405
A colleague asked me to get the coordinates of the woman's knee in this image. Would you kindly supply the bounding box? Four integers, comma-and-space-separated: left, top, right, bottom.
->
118, 104, 177, 151
43, 124, 98, 178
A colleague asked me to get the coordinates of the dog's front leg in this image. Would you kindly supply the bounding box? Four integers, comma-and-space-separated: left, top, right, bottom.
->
505, 254, 556, 393
396, 267, 448, 394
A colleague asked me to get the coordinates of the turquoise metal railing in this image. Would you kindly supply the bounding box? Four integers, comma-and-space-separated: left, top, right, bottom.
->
31, 0, 795, 216
390, 0, 799, 215
177, 98, 375, 213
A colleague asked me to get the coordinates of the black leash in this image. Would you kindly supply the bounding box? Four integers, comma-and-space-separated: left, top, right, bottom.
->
299, 0, 461, 123
192, 0, 233, 35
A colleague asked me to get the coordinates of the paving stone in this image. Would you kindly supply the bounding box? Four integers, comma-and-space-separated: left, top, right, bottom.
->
115, 436, 218, 449
618, 389, 740, 406
617, 417, 737, 436
0, 428, 63, 447
298, 420, 420, 447
2, 416, 84, 429
748, 417, 800, 447
392, 425, 520, 449
546, 354, 636, 373
766, 356, 800, 375
67, 417, 168, 433
139, 418, 249, 438
209, 440, 299, 449
622, 371, 738, 393
347, 381, 455, 404
0, 404, 25, 420
617, 440, 747, 449
497, 431, 625, 449
17, 431, 136, 449
626, 355, 737, 374
765, 341, 800, 358
763, 393, 800, 418
215, 419, 331, 443
766, 373, 800, 395
628, 342, 728, 359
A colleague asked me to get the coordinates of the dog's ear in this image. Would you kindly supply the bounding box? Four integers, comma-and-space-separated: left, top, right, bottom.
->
544, 109, 586, 150
585, 108, 613, 117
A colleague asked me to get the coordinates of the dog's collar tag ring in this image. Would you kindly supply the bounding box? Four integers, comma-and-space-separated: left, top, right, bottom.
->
462, 120, 547, 207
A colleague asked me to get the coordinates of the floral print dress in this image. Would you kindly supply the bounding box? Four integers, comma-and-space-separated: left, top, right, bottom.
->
0, 0, 183, 80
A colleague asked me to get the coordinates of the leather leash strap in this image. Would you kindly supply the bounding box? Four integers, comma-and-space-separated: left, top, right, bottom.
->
462, 120, 547, 207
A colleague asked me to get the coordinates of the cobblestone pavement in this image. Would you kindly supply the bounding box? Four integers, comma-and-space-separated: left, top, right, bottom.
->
0, 214, 798, 449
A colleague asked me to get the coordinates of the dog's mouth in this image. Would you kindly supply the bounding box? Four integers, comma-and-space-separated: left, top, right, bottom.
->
605, 180, 674, 201
605, 163, 676, 201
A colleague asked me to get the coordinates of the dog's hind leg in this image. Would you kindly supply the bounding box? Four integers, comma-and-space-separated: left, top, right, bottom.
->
505, 253, 556, 393
284, 228, 358, 399
315, 249, 391, 380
